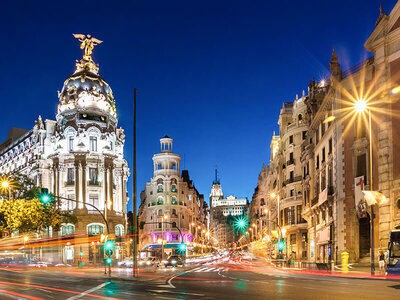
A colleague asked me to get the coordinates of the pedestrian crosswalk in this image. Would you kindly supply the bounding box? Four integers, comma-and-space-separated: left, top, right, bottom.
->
189, 266, 226, 273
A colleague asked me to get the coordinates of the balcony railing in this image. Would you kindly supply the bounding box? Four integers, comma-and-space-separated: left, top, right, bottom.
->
88, 180, 100, 186
287, 159, 295, 166
283, 176, 302, 185
311, 196, 318, 207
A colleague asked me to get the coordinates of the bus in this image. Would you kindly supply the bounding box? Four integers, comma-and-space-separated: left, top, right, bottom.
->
387, 229, 400, 275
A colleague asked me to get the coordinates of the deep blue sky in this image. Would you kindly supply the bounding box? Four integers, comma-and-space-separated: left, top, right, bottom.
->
0, 0, 395, 211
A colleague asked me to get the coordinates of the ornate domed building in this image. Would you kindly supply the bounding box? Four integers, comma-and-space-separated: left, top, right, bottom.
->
0, 35, 129, 265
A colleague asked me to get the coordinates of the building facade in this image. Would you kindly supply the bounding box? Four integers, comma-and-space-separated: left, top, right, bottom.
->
210, 177, 249, 248
0, 36, 129, 264
138, 136, 208, 256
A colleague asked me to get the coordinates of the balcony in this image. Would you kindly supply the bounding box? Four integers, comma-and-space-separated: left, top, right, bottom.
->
286, 159, 295, 166
283, 176, 302, 185
311, 196, 318, 207
87, 180, 100, 186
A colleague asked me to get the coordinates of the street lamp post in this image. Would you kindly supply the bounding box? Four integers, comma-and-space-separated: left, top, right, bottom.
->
161, 215, 168, 262
354, 99, 375, 275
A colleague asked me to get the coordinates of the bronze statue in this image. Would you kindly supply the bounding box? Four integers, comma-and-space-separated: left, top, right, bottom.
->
73, 34, 102, 61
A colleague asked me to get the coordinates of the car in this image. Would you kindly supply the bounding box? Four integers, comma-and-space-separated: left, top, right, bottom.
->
163, 255, 185, 267
117, 258, 133, 267
138, 257, 160, 267
28, 261, 49, 268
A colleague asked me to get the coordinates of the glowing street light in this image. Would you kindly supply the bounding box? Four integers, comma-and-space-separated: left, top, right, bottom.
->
353, 98, 375, 275
354, 99, 368, 113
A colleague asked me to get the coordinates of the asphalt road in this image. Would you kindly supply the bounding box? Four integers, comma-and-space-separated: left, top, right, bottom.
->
0, 258, 399, 299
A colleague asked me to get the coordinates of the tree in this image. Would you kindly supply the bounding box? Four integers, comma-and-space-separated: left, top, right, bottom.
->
0, 173, 77, 234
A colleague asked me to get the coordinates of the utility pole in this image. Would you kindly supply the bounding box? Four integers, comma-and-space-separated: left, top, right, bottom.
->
133, 88, 138, 277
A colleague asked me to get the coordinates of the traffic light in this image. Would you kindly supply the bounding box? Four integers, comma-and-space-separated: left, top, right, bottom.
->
278, 239, 285, 251
80, 250, 83, 256
38, 188, 54, 205
105, 240, 115, 251
177, 243, 186, 254
232, 215, 250, 234
105, 257, 112, 264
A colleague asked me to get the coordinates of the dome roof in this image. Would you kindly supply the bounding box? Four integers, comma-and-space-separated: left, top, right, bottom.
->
57, 59, 116, 118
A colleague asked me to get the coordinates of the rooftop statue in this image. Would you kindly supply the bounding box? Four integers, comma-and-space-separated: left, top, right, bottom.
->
73, 34, 102, 61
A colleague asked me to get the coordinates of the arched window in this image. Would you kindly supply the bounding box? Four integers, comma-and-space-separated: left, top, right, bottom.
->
157, 197, 163, 205
298, 114, 303, 121
61, 224, 75, 236
172, 222, 177, 228
157, 185, 163, 192
171, 197, 177, 205
171, 184, 177, 192
87, 223, 104, 236
158, 209, 163, 216
172, 209, 177, 215
115, 224, 124, 237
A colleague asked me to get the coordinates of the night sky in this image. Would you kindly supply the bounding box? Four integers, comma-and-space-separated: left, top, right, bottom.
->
0, 0, 395, 212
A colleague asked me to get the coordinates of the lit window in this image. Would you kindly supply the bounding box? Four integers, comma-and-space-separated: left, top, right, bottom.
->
115, 224, 124, 237
87, 224, 104, 236
62, 224, 75, 236
89, 168, 99, 185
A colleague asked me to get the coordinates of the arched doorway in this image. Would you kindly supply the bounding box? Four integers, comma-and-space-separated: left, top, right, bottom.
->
359, 214, 370, 258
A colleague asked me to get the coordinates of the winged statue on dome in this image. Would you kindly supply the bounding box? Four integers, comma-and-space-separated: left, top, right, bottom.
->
73, 34, 102, 61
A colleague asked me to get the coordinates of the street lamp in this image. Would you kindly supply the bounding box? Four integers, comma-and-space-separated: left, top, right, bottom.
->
353, 98, 375, 275
161, 214, 168, 261
0, 178, 11, 200
23, 236, 29, 260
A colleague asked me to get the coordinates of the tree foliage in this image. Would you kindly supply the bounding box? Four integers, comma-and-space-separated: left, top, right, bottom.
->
0, 173, 77, 233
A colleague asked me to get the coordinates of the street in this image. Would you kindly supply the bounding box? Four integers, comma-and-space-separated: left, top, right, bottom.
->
0, 256, 399, 299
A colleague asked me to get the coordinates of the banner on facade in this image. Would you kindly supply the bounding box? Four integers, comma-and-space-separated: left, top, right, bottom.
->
354, 176, 367, 219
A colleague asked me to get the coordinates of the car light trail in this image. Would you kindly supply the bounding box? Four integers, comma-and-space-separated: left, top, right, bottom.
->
0, 281, 123, 300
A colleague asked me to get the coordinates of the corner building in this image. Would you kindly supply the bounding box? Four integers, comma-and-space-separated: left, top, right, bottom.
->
0, 39, 129, 264
138, 137, 208, 256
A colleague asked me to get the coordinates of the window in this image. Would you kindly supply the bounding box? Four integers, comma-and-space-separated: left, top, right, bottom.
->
89, 137, 97, 152
67, 168, 75, 185
329, 138, 332, 154
171, 185, 176, 192
87, 224, 104, 236
87, 194, 99, 211
115, 224, 124, 237
158, 209, 163, 216
157, 197, 163, 205
302, 131, 307, 140
68, 136, 74, 151
172, 222, 177, 228
89, 168, 98, 185
158, 222, 162, 229
188, 194, 192, 201
316, 129, 319, 144
61, 224, 75, 236
297, 206, 305, 223
321, 122, 325, 136
172, 209, 177, 215
171, 197, 177, 205
356, 154, 367, 184
321, 172, 326, 191
322, 148, 325, 163
157, 185, 163, 192
290, 171, 294, 182
289, 135, 293, 144
316, 155, 319, 169
298, 114, 303, 122
290, 189, 295, 197
157, 164, 162, 170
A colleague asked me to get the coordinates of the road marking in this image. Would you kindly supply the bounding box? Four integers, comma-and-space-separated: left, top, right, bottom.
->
147, 289, 205, 297
66, 282, 110, 300
0, 289, 44, 300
